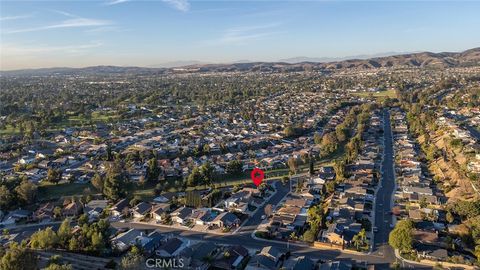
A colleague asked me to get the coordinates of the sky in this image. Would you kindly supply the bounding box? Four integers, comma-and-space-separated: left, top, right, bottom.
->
0, 0, 479, 70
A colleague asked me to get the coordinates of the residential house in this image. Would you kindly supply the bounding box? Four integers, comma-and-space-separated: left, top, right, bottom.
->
291, 256, 316, 270
190, 209, 211, 225
211, 245, 249, 270
111, 198, 129, 217
416, 244, 449, 261
111, 229, 145, 252
245, 246, 280, 270
156, 237, 188, 257
151, 203, 171, 222
33, 202, 55, 221
211, 212, 240, 228
171, 207, 193, 225
184, 241, 218, 270
132, 202, 152, 219
84, 200, 109, 221
63, 201, 83, 217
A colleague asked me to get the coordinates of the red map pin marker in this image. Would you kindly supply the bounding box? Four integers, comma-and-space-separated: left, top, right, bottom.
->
251, 168, 265, 187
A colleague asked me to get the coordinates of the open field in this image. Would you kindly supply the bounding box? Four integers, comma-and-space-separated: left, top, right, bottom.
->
0, 111, 119, 136
352, 89, 397, 99
38, 182, 96, 201
0, 124, 19, 136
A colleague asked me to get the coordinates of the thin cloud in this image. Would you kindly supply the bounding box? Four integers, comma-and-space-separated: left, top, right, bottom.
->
104, 0, 131, 6
162, 0, 190, 12
84, 26, 123, 33
0, 14, 33, 21
103, 0, 189, 12
1, 42, 103, 55
48, 9, 77, 18
5, 16, 113, 34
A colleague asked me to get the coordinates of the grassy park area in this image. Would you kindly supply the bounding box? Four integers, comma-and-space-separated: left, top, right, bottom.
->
38, 182, 96, 201
352, 89, 397, 100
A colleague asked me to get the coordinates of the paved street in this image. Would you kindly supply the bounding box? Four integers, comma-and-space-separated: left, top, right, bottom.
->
236, 181, 290, 235
372, 110, 396, 262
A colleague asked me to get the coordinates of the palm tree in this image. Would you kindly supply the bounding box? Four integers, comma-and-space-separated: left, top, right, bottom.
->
352, 229, 368, 251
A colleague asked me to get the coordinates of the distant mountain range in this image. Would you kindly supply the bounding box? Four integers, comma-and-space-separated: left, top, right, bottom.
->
2, 47, 479, 76
277, 52, 414, 64
148, 53, 406, 68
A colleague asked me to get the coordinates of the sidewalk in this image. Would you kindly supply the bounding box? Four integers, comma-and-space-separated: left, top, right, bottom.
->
251, 231, 367, 256
128, 220, 230, 236
394, 249, 479, 270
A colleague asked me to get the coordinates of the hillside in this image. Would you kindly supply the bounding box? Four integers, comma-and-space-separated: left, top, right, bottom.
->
1, 47, 479, 76
186, 47, 480, 72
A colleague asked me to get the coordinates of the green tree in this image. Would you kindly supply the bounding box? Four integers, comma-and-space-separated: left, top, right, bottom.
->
287, 157, 299, 174
389, 220, 414, 253
46, 168, 62, 184
103, 163, 126, 200
309, 158, 314, 176
226, 160, 243, 175
314, 133, 322, 145
446, 211, 454, 223
57, 219, 71, 247
121, 246, 144, 270
91, 173, 103, 192
199, 162, 215, 186
53, 206, 62, 218
333, 159, 345, 180
352, 229, 368, 251
0, 185, 13, 210
77, 213, 89, 226
303, 228, 317, 243
91, 232, 105, 252
68, 238, 80, 252
0, 243, 37, 270
419, 197, 428, 208
185, 191, 202, 208
14, 179, 37, 205
45, 263, 73, 270
30, 227, 59, 249
187, 167, 203, 187
284, 126, 296, 137
146, 157, 160, 182
309, 205, 323, 225
320, 132, 338, 155
475, 245, 480, 264
335, 124, 348, 142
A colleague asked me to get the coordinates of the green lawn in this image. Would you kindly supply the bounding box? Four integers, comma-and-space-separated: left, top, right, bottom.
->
0, 111, 119, 136
352, 89, 397, 99
130, 170, 291, 200
0, 124, 19, 136
38, 182, 96, 201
